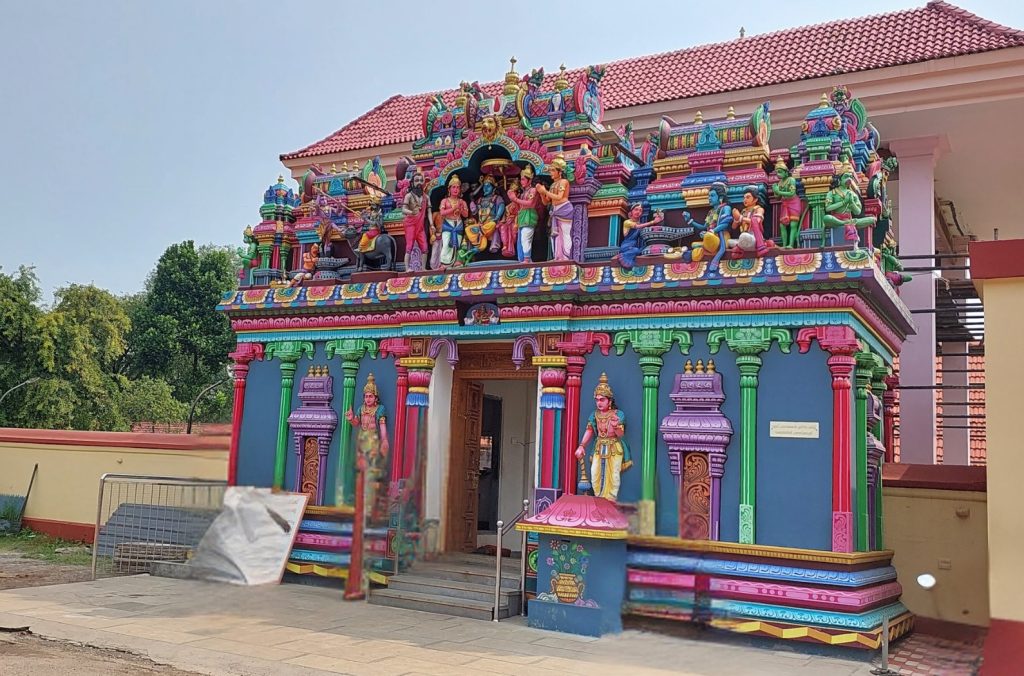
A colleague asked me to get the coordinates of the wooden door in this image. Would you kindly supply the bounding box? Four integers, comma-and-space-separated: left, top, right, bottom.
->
446, 379, 484, 552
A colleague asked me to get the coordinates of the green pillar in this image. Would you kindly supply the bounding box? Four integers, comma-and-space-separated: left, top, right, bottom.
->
855, 349, 883, 551
613, 330, 691, 536
709, 328, 792, 545
265, 340, 314, 490
326, 339, 378, 506
872, 364, 891, 550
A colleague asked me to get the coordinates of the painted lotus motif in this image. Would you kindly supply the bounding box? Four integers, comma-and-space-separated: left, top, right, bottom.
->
837, 249, 873, 270
273, 286, 300, 302
458, 271, 491, 291
580, 266, 605, 286
777, 252, 823, 275
720, 257, 764, 278
241, 288, 270, 304
419, 274, 450, 293
500, 267, 534, 288
385, 276, 415, 295
304, 284, 335, 302
611, 265, 653, 285
663, 261, 706, 281
340, 282, 369, 299
542, 265, 576, 286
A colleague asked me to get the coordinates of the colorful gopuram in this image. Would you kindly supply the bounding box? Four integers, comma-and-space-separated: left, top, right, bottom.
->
219, 57, 915, 648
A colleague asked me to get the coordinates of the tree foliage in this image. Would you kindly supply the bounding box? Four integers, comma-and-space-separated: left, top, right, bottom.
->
0, 240, 239, 431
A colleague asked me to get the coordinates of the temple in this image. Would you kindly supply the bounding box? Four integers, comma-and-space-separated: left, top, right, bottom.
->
217, 2, 1024, 649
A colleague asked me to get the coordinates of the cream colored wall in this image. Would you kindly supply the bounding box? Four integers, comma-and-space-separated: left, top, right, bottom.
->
425, 360, 453, 543
978, 278, 1024, 623
0, 442, 226, 527
884, 486, 989, 626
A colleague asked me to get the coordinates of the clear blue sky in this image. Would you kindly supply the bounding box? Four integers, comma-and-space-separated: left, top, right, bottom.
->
3, 0, 1021, 300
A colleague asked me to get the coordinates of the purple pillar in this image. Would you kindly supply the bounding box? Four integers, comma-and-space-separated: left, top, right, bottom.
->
660, 359, 733, 540
890, 136, 943, 464
288, 367, 339, 506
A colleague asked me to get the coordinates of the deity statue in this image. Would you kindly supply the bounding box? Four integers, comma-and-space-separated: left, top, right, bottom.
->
460, 175, 505, 264
867, 156, 898, 249
681, 182, 734, 271
237, 226, 258, 286
401, 172, 428, 271
574, 373, 631, 501
438, 175, 469, 267
612, 203, 663, 269
290, 244, 319, 286
345, 374, 390, 519
507, 165, 540, 263
537, 156, 573, 260
356, 201, 383, 254
824, 162, 876, 249
496, 182, 520, 258
772, 159, 804, 249
729, 186, 770, 257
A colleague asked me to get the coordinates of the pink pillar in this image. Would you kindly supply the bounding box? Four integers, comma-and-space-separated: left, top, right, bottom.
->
890, 137, 943, 465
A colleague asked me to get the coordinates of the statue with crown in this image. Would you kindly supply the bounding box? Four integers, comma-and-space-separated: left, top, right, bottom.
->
574, 373, 632, 501
346, 374, 390, 516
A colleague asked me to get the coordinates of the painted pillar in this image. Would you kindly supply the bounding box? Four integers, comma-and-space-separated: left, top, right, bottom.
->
854, 349, 883, 551
264, 340, 314, 490
613, 329, 692, 536
402, 356, 435, 481
797, 326, 860, 553
568, 176, 601, 261
227, 342, 264, 486
872, 366, 891, 550
883, 373, 899, 463
553, 332, 612, 498
534, 356, 567, 489
381, 338, 413, 483
709, 327, 792, 545
561, 356, 585, 496
890, 136, 943, 464
325, 339, 378, 505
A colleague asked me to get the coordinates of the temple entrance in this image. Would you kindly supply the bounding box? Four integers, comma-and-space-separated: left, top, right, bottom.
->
444, 343, 537, 553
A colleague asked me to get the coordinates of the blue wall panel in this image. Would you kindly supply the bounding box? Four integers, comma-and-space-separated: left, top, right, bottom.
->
580, 351, 642, 503
754, 345, 833, 550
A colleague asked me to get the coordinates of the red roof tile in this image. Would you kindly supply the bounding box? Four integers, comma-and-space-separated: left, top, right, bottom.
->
283, 2, 1024, 160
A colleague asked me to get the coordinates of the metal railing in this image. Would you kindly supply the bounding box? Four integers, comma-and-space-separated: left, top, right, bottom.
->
493, 498, 529, 622
91, 474, 226, 580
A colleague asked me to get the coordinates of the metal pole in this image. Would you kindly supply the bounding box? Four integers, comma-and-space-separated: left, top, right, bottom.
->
91, 474, 110, 580
186, 377, 229, 434
520, 498, 528, 616
870, 615, 897, 675
494, 520, 503, 622
0, 377, 40, 409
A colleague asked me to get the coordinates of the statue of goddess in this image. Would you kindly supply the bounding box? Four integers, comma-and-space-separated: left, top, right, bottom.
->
345, 374, 390, 518
574, 373, 632, 501
438, 175, 469, 267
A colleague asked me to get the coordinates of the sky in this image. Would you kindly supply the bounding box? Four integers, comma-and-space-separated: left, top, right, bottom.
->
3, 0, 1022, 301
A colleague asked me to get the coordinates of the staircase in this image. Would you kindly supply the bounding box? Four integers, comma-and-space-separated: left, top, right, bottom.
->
370, 553, 522, 621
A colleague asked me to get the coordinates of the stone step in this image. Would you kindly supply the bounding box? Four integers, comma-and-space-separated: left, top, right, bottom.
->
412, 561, 520, 589
388, 574, 521, 612
439, 552, 522, 566
369, 588, 513, 621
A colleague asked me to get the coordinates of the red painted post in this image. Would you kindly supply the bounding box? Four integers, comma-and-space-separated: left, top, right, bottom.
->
227, 343, 264, 486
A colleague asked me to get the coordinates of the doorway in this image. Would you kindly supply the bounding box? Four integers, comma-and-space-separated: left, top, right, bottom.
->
444, 343, 537, 553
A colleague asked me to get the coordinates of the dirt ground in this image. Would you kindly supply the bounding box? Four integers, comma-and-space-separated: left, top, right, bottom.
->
1, 549, 197, 673
0, 632, 197, 675
0, 552, 92, 590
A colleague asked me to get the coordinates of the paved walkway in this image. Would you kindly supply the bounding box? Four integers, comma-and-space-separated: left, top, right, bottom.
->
0, 576, 882, 675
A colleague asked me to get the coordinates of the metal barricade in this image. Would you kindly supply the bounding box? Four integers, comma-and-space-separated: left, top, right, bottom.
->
90, 474, 226, 580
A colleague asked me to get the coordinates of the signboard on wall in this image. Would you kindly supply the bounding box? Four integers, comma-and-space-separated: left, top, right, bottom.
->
769, 421, 820, 439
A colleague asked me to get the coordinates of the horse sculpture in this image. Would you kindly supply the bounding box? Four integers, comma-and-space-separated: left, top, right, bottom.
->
346, 229, 397, 272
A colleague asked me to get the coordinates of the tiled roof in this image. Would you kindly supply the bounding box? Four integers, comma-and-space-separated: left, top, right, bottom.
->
282, 2, 1024, 160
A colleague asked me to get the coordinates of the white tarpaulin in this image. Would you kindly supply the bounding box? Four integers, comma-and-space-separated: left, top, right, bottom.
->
186, 487, 307, 585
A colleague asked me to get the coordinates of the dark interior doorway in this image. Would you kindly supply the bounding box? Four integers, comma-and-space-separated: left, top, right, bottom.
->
476, 395, 502, 534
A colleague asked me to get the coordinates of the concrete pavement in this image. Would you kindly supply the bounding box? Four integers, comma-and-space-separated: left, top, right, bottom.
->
0, 576, 880, 675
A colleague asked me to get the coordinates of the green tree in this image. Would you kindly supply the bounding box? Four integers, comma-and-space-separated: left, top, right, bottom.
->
0, 266, 48, 427
124, 241, 236, 422
117, 376, 188, 426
